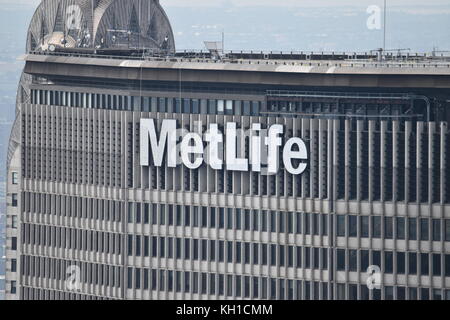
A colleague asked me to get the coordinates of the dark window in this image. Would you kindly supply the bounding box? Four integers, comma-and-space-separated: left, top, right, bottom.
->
421, 253, 429, 275
349, 216, 357, 237
446, 220, 450, 241
432, 254, 441, 276
361, 216, 369, 238
420, 218, 429, 241
361, 250, 369, 272
11, 237, 17, 251
384, 251, 393, 274
408, 218, 417, 240
372, 216, 381, 238
397, 252, 405, 274
445, 254, 450, 277
349, 249, 357, 272
408, 252, 417, 275
396, 217, 405, 240
337, 215, 345, 237
372, 251, 381, 268
337, 249, 346, 271
384, 217, 393, 239
432, 219, 441, 241
11, 194, 18, 207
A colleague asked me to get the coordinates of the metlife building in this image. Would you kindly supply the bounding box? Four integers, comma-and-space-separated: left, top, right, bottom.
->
4, 0, 450, 300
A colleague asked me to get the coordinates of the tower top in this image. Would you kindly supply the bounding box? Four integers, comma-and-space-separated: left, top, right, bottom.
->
26, 0, 175, 53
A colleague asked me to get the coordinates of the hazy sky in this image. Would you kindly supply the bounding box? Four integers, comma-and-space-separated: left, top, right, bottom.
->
2, 0, 448, 52
162, 0, 450, 7
5, 0, 450, 8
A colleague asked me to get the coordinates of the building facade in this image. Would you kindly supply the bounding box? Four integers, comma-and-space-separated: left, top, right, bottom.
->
5, 0, 450, 300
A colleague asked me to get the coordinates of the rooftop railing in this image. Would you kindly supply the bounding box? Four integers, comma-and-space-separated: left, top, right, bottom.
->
27, 48, 450, 69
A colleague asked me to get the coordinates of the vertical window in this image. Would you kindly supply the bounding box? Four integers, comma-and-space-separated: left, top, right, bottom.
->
202, 207, 208, 228
408, 252, 417, 275
11, 259, 17, 272
445, 220, 450, 241
360, 250, 369, 272
396, 252, 405, 274
253, 243, 259, 265
349, 215, 357, 237
420, 218, 429, 241
372, 251, 381, 268
372, 216, 381, 238
12, 172, 18, 185
361, 216, 369, 238
349, 249, 357, 271
253, 210, 259, 232
304, 213, 312, 235
11, 237, 17, 250
11, 194, 18, 207
279, 212, 285, 233
384, 217, 393, 239
421, 253, 429, 275
312, 214, 319, 235
218, 241, 224, 262
261, 211, 267, 232
432, 219, 441, 241
432, 254, 441, 276
12, 216, 17, 229
296, 213, 302, 234
445, 254, 450, 277
219, 208, 225, 229
322, 215, 328, 236
235, 209, 242, 230
210, 208, 216, 229
337, 215, 345, 237
337, 249, 346, 271
270, 244, 276, 266
184, 206, 191, 227
244, 210, 251, 231
396, 217, 405, 240
270, 211, 276, 233
408, 218, 417, 240
193, 207, 199, 228
384, 251, 393, 274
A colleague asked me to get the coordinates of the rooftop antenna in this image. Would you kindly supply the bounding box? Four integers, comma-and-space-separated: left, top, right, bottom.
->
383, 0, 387, 53
92, 0, 94, 50
222, 30, 225, 54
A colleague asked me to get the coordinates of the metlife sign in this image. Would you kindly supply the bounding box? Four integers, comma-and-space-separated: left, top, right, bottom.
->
140, 119, 308, 175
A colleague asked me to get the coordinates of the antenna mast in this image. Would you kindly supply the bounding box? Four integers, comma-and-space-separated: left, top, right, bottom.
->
222, 30, 225, 55
383, 0, 387, 53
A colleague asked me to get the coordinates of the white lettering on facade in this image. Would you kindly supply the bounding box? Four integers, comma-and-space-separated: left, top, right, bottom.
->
140, 119, 308, 175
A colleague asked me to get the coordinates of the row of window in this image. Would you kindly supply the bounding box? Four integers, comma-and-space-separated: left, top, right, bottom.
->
128, 235, 450, 277
128, 203, 331, 235
30, 89, 262, 116
126, 266, 450, 300
15, 253, 450, 300
20, 191, 450, 243
21, 255, 122, 290
22, 223, 123, 255
22, 192, 124, 224
21, 286, 112, 300
336, 215, 450, 242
